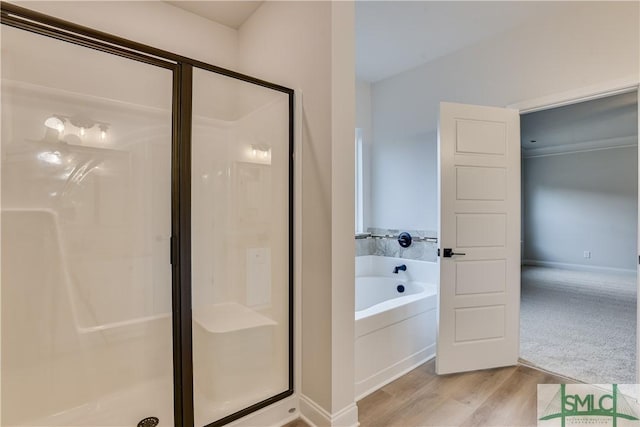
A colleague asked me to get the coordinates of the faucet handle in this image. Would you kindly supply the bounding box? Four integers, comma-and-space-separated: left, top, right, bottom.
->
398, 232, 412, 248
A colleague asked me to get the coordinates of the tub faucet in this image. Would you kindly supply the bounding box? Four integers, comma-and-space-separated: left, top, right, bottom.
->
393, 264, 407, 274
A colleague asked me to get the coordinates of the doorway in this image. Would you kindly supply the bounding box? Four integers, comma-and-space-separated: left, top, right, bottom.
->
519, 90, 638, 384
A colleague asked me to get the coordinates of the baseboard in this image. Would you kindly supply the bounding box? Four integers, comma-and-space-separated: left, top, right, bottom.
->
354, 345, 435, 401
300, 413, 316, 427
332, 403, 359, 427
522, 259, 636, 275
300, 395, 359, 427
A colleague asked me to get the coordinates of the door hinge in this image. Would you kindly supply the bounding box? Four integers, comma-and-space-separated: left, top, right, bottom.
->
437, 248, 440, 257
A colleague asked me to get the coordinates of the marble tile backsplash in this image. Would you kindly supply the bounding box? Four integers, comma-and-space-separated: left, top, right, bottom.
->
355, 237, 375, 257
356, 228, 438, 262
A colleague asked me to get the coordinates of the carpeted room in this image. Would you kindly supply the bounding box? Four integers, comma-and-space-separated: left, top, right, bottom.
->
520, 91, 638, 385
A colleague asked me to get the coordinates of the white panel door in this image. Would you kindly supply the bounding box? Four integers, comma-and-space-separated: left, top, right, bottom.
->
436, 102, 520, 375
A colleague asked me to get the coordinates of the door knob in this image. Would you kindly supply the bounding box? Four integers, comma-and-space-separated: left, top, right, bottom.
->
442, 248, 466, 258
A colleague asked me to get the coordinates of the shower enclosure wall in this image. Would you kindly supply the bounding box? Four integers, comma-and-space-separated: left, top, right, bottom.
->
0, 4, 294, 427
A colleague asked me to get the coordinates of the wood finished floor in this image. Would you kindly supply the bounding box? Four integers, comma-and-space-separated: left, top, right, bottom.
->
283, 360, 574, 427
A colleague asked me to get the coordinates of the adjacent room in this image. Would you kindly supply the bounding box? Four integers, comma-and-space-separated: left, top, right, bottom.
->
520, 91, 638, 384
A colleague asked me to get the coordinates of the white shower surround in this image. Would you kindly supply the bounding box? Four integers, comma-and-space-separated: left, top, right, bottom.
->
354, 256, 438, 400
1, 50, 290, 426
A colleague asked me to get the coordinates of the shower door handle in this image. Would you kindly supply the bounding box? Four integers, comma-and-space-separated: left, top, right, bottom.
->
442, 248, 466, 258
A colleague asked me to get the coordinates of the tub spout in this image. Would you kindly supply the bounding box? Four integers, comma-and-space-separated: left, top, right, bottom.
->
393, 264, 407, 274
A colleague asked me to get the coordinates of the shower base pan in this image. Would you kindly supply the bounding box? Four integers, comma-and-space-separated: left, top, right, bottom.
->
17, 303, 283, 427
22, 376, 282, 427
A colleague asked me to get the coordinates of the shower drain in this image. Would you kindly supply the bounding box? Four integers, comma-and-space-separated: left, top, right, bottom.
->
137, 417, 159, 427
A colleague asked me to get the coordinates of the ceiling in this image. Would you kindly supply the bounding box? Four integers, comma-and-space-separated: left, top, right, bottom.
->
165, 1, 578, 84
521, 91, 638, 156
356, 1, 572, 82
165, 1, 262, 29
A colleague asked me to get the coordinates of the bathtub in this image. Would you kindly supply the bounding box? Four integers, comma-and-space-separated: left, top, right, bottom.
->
355, 256, 438, 400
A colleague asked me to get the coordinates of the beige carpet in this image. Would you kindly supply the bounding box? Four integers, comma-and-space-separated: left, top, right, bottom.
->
520, 265, 636, 384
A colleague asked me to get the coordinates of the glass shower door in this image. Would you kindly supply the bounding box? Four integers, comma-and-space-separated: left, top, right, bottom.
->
1, 24, 174, 426
190, 68, 291, 426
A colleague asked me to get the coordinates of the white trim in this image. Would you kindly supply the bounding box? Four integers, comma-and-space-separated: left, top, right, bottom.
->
355, 349, 435, 401
331, 403, 359, 427
522, 259, 636, 275
300, 413, 316, 427
522, 136, 637, 158
299, 395, 331, 427
299, 395, 359, 427
355, 129, 364, 234
508, 75, 639, 114
294, 90, 304, 417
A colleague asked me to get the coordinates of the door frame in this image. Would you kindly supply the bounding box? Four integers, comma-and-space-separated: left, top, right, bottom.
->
508, 77, 640, 384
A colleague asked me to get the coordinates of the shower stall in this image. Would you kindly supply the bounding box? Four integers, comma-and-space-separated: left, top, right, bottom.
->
1, 4, 293, 427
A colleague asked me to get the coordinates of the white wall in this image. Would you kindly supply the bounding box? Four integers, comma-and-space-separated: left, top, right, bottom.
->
371, 130, 437, 231
369, 1, 640, 231
523, 146, 638, 271
239, 2, 357, 425
16, 1, 238, 69
356, 79, 372, 231
330, 3, 356, 422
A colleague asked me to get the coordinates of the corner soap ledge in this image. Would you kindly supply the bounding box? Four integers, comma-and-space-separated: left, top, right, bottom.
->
192, 302, 277, 334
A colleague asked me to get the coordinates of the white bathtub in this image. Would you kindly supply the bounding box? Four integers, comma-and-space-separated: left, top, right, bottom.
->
355, 256, 438, 400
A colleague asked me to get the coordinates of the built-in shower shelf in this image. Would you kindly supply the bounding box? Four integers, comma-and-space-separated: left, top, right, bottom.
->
192, 302, 276, 334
